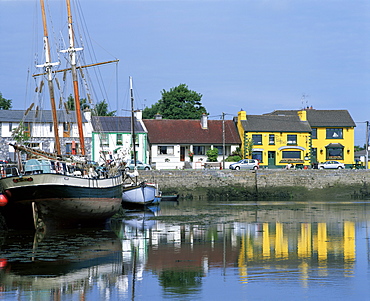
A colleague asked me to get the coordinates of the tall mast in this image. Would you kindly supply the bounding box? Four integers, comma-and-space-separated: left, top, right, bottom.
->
130, 77, 137, 167
61, 0, 85, 156
37, 0, 61, 155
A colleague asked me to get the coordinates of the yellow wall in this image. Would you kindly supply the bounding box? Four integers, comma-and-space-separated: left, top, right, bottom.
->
311, 127, 355, 165
243, 131, 311, 167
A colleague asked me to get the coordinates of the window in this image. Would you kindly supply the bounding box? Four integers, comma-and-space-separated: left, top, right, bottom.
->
252, 134, 262, 145
100, 134, 109, 147
311, 128, 317, 139
24, 122, 32, 136
116, 134, 123, 146
282, 151, 301, 159
327, 147, 343, 160
9, 122, 12, 132
215, 146, 223, 155
63, 122, 70, 132
287, 135, 297, 145
158, 146, 174, 155
49, 123, 53, 132
252, 151, 263, 163
66, 142, 79, 155
269, 134, 275, 145
193, 146, 205, 155
326, 128, 343, 139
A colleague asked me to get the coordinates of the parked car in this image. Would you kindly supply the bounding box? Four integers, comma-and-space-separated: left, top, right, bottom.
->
229, 159, 259, 170
317, 161, 345, 169
125, 160, 152, 171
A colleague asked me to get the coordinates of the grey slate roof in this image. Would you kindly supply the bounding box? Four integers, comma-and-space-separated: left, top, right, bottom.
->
91, 116, 146, 133
266, 109, 356, 127
241, 114, 311, 133
0, 110, 87, 123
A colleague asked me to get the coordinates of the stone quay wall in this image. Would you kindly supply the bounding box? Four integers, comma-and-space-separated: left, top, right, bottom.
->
138, 169, 370, 192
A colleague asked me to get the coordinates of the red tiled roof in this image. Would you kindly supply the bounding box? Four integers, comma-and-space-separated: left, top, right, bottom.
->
143, 119, 241, 144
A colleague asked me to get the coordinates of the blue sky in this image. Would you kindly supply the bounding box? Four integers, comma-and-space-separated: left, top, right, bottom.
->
1, 0, 370, 145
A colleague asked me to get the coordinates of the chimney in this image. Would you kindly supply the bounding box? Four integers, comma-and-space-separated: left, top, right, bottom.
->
238, 110, 247, 121
201, 113, 208, 129
134, 110, 142, 121
154, 113, 162, 119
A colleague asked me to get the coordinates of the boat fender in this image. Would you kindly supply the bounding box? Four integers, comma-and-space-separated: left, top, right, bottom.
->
0, 258, 7, 269
0, 194, 8, 206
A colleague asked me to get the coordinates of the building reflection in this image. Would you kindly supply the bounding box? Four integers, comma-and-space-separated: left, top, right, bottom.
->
0, 201, 367, 299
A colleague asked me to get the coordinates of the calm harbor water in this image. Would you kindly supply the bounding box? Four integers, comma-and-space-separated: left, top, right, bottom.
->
0, 197, 370, 300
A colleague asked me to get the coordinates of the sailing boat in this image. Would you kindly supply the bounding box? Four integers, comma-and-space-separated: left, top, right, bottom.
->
121, 77, 157, 206
0, 0, 123, 230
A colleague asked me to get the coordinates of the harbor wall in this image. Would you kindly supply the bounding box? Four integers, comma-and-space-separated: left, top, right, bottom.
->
138, 169, 370, 199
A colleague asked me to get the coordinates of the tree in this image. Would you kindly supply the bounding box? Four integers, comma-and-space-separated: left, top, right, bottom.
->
355, 145, 365, 152
65, 94, 91, 111
11, 122, 29, 144
143, 84, 207, 119
92, 100, 116, 116
0, 92, 12, 110
244, 137, 254, 159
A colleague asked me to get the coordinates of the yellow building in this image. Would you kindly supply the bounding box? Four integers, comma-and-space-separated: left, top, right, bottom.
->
268, 109, 356, 167
237, 108, 356, 168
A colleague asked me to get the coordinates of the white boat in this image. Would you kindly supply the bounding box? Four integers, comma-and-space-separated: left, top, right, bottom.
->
0, 0, 122, 230
122, 77, 158, 206
122, 181, 157, 206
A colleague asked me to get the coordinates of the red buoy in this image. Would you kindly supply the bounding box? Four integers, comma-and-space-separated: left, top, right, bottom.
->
0, 259, 7, 269
0, 194, 8, 206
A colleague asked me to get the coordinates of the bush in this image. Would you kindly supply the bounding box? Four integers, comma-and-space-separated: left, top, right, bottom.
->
206, 148, 219, 162
225, 155, 241, 162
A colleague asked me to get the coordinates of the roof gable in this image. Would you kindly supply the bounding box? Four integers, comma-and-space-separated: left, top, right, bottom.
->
143, 119, 241, 144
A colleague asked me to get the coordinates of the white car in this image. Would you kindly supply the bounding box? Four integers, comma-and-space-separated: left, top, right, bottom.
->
229, 159, 259, 170
318, 161, 345, 169
125, 160, 152, 171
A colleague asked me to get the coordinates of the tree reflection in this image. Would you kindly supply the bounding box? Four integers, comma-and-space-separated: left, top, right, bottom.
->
159, 269, 203, 294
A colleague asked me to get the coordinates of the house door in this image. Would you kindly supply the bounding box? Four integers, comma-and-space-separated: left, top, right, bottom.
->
311, 148, 317, 163
268, 151, 275, 166
180, 147, 185, 161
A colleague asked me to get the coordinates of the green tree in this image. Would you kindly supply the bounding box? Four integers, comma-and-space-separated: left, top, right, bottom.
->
0, 92, 12, 110
11, 122, 29, 144
65, 94, 90, 111
143, 84, 207, 119
355, 145, 365, 152
244, 137, 254, 159
92, 100, 116, 116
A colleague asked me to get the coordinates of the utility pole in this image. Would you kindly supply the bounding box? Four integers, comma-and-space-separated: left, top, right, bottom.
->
222, 112, 225, 170
366, 121, 369, 169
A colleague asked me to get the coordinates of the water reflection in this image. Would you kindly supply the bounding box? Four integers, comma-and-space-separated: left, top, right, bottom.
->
1, 200, 370, 300
0, 228, 123, 300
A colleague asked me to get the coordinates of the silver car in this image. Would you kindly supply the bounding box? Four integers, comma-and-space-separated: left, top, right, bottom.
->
229, 159, 259, 170
318, 160, 345, 169
125, 160, 152, 171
